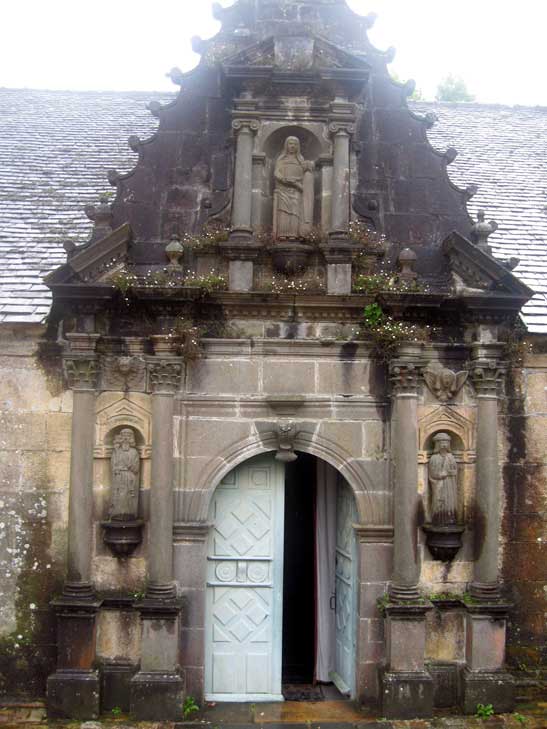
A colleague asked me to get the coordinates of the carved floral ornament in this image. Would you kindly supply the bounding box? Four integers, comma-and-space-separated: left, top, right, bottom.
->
64, 357, 98, 390
469, 359, 506, 397
148, 360, 184, 394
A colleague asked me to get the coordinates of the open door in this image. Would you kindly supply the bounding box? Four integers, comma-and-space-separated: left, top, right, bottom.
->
331, 476, 358, 696
205, 454, 285, 702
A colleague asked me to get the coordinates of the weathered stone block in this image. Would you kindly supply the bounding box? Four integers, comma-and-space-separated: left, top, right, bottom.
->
466, 614, 506, 671
427, 661, 459, 708
47, 670, 100, 719
141, 616, 180, 672
1, 412, 46, 450
96, 609, 140, 662
316, 360, 370, 396
319, 420, 363, 458
45, 412, 72, 451
360, 543, 393, 583
262, 360, 316, 395
184, 419, 252, 459
386, 616, 427, 672
187, 359, 260, 395
461, 668, 515, 714
380, 669, 434, 719
425, 608, 465, 662
130, 671, 185, 721
100, 661, 136, 712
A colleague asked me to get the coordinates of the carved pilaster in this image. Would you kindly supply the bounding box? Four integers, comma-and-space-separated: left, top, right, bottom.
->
329, 122, 354, 240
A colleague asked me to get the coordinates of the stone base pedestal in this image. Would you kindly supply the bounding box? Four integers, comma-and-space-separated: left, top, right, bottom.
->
327, 263, 352, 294
100, 661, 136, 712
47, 595, 101, 719
47, 670, 100, 719
461, 668, 515, 714
228, 259, 254, 292
130, 672, 185, 720
130, 597, 184, 720
381, 602, 433, 718
380, 670, 434, 719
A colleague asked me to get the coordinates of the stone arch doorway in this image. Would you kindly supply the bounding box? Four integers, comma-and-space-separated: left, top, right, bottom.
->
204, 451, 359, 702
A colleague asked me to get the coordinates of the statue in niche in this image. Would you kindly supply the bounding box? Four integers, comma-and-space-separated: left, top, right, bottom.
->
273, 136, 315, 240
109, 428, 140, 521
428, 432, 459, 526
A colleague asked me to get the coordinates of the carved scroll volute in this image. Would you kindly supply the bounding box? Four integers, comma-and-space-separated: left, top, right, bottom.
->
423, 363, 468, 402
64, 358, 99, 391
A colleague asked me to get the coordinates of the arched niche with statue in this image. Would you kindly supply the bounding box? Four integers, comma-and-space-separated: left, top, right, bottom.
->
418, 407, 475, 562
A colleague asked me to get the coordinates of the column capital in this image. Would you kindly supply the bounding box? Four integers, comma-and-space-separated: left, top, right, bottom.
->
64, 356, 98, 391
232, 118, 260, 134
329, 121, 355, 136
148, 358, 183, 395
469, 359, 506, 398
389, 359, 423, 396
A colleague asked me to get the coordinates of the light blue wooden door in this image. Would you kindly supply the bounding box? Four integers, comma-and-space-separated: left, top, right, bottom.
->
205, 454, 285, 702
331, 476, 357, 697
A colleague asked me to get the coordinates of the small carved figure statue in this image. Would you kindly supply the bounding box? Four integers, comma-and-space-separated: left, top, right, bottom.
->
273, 136, 314, 240
428, 432, 459, 526
109, 428, 140, 521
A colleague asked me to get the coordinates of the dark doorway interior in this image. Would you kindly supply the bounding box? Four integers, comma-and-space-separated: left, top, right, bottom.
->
282, 452, 316, 684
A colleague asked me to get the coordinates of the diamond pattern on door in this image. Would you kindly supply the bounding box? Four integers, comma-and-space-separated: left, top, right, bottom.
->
206, 455, 284, 700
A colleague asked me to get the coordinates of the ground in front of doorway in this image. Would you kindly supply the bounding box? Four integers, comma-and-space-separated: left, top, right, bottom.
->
0, 698, 546, 729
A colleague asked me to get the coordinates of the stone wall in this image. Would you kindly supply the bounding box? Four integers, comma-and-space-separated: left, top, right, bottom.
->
501, 347, 547, 675
0, 324, 546, 697
0, 325, 66, 695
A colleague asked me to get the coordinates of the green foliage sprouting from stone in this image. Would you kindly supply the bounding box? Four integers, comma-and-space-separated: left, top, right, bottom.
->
182, 695, 200, 719
111, 706, 122, 717
361, 303, 431, 361
353, 272, 425, 295
475, 702, 495, 720
108, 266, 227, 297
182, 223, 230, 250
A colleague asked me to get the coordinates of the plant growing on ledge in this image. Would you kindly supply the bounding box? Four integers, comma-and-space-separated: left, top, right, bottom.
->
261, 273, 326, 294
172, 317, 203, 362
353, 271, 426, 294
182, 695, 200, 720
182, 271, 228, 294
348, 220, 387, 251
183, 222, 230, 250
361, 303, 431, 361
475, 703, 494, 720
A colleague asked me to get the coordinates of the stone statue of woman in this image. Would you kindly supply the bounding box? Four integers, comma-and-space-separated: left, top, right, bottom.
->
273, 136, 314, 240
428, 432, 459, 526
110, 428, 140, 521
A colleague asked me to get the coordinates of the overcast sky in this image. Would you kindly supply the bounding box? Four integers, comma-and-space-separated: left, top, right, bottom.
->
1, 0, 546, 105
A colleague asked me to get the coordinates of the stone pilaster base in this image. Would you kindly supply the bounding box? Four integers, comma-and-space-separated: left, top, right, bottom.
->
380, 669, 434, 719
47, 670, 100, 719
130, 672, 185, 720
461, 668, 515, 714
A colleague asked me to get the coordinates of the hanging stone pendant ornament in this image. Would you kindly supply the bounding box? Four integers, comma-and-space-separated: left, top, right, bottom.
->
101, 428, 144, 557
422, 433, 465, 561
423, 362, 468, 402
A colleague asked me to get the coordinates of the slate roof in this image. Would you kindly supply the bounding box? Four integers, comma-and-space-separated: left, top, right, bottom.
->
0, 88, 546, 331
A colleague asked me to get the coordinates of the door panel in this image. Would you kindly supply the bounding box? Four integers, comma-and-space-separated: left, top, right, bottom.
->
331, 476, 357, 697
205, 454, 285, 701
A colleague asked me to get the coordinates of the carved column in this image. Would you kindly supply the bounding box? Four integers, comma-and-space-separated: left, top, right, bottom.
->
469, 346, 505, 600
147, 359, 183, 600
131, 356, 184, 721
47, 333, 101, 720
231, 120, 259, 238
381, 349, 433, 719
389, 357, 422, 601
329, 123, 353, 238
462, 344, 514, 714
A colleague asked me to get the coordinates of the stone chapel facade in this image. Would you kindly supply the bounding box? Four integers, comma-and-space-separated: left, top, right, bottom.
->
1, 0, 545, 722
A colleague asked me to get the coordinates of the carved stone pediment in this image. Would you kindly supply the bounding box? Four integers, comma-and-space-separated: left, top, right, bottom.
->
443, 231, 533, 303
418, 406, 475, 463
45, 223, 132, 286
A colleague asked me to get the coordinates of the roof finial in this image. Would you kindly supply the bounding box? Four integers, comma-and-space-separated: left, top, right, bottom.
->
471, 210, 498, 254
